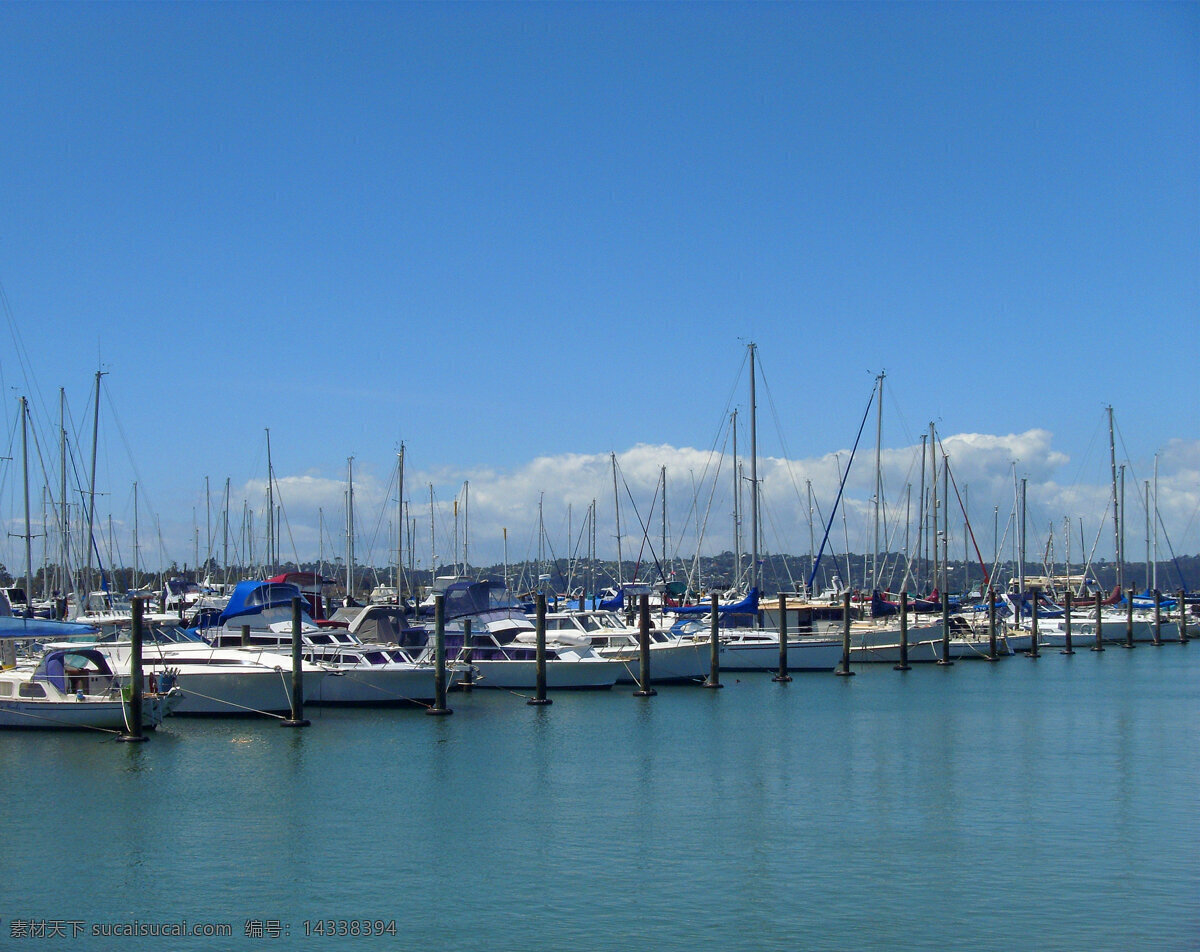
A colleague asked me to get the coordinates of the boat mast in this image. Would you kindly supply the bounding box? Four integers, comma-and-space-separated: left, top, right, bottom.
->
397, 446, 405, 602
59, 388, 68, 601
265, 428, 275, 574
429, 484, 436, 579
346, 457, 354, 602
1144, 479, 1151, 591
1019, 476, 1027, 596
463, 480, 469, 575
1107, 406, 1121, 593
1153, 453, 1159, 592
929, 423, 938, 593
205, 475, 211, 579
749, 342, 758, 599
84, 370, 103, 599
223, 477, 230, 586
731, 409, 741, 590
20, 396, 33, 613
872, 371, 884, 592
133, 481, 139, 588
661, 465, 667, 585
611, 452, 623, 585
916, 434, 926, 593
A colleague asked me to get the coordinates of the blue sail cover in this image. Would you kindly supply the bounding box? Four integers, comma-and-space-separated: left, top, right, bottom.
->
598, 589, 623, 611
0, 616, 101, 639
218, 581, 304, 625
667, 588, 760, 616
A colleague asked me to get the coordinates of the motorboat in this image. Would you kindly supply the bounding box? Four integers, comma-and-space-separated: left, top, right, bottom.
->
0, 646, 180, 731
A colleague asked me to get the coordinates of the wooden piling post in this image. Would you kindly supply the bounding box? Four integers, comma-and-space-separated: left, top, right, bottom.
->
1029, 591, 1040, 660
1062, 591, 1075, 655
836, 591, 855, 676
426, 593, 452, 715
1152, 590, 1162, 646
936, 590, 954, 666
280, 596, 310, 727
773, 593, 792, 682
633, 594, 657, 697
703, 592, 722, 689
528, 593, 552, 705
117, 596, 149, 743
1091, 590, 1105, 652
894, 591, 911, 671
1124, 591, 1135, 649
1179, 590, 1189, 644
985, 588, 999, 661
460, 618, 474, 689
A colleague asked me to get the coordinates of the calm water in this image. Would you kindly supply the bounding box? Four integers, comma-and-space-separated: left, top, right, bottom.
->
3, 645, 1197, 951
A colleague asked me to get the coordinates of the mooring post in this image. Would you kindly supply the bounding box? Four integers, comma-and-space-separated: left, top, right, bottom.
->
1062, 591, 1075, 655
836, 591, 854, 676
1152, 590, 1162, 646
703, 591, 722, 689
281, 596, 310, 727
1029, 592, 1040, 660
117, 596, 149, 743
426, 593, 452, 716
937, 590, 954, 666
986, 588, 999, 661
460, 618, 474, 689
774, 592, 792, 682
1091, 590, 1105, 652
894, 591, 911, 671
528, 593, 552, 706
634, 593, 657, 697
1124, 591, 1135, 649
1179, 590, 1189, 645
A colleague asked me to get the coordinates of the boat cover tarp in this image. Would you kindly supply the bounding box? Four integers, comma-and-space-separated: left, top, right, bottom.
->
667, 588, 759, 616
218, 581, 304, 625
0, 616, 101, 640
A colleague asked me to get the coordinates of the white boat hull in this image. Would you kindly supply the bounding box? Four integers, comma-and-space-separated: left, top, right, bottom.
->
0, 692, 176, 731
466, 657, 621, 690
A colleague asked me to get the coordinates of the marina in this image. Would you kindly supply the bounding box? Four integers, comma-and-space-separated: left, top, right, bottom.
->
2, 640, 1196, 951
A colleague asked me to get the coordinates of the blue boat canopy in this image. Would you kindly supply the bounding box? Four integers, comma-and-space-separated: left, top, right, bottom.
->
667, 587, 759, 616
218, 581, 305, 625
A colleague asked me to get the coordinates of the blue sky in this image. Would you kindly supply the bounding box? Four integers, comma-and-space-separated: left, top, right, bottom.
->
0, 2, 1196, 582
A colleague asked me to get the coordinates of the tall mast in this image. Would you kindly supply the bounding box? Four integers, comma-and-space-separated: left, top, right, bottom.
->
84, 370, 103, 597
429, 484, 436, 578
1107, 406, 1121, 592
21, 397, 33, 612
397, 446, 405, 602
929, 423, 938, 592
1144, 479, 1151, 591
223, 477, 230, 585
916, 434, 927, 593
346, 457, 354, 601
660, 465, 667, 583
133, 481, 139, 587
1019, 476, 1027, 595
731, 410, 740, 588
749, 342, 758, 597
872, 371, 884, 591
611, 452, 623, 585
265, 428, 274, 573
463, 480, 469, 575
205, 475, 211, 578
1152, 453, 1159, 592
59, 388, 68, 599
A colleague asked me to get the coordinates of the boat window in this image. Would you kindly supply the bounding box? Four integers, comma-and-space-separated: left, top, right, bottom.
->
0, 682, 11, 696
19, 682, 47, 698
387, 650, 407, 663
364, 651, 388, 665
310, 634, 334, 645
342, 653, 363, 665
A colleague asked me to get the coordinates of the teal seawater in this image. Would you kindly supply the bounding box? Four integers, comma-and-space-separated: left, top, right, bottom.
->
2, 646, 1197, 951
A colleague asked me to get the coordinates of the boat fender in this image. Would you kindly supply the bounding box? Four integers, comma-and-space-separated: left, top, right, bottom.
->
75, 689, 85, 701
